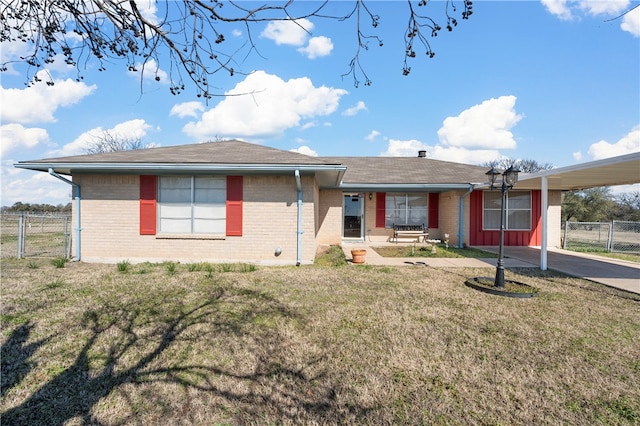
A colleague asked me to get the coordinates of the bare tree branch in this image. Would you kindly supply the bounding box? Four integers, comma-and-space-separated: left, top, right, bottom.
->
84, 130, 145, 154
1, 1, 473, 96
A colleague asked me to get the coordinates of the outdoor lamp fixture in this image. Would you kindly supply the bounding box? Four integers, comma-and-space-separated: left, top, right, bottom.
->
369, 193, 373, 200
486, 165, 520, 288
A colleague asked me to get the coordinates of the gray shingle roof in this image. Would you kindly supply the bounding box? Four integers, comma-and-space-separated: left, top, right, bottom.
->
26, 140, 339, 166
18, 140, 490, 185
327, 156, 490, 185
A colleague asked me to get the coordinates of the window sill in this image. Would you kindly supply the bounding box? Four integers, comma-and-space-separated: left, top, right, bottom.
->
156, 234, 226, 240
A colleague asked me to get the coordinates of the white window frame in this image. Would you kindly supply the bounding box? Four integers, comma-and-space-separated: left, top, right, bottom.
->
158, 176, 226, 234
482, 190, 532, 231
385, 192, 428, 228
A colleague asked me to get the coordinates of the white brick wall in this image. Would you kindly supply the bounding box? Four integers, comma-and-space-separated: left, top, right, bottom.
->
72, 174, 318, 265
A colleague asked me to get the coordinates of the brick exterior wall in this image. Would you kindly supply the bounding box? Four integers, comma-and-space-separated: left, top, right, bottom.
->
70, 174, 565, 264
316, 189, 343, 245
437, 190, 462, 246
72, 174, 318, 265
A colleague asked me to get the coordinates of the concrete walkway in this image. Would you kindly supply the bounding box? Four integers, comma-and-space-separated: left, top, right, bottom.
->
342, 242, 639, 295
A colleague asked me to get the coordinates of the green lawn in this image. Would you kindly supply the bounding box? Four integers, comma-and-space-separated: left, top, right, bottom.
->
1, 257, 639, 425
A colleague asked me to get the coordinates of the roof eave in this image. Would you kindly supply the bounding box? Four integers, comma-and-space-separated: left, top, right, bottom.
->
337, 183, 477, 192
14, 162, 347, 175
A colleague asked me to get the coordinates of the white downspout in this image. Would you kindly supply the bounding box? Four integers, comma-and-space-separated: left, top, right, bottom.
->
48, 168, 81, 261
295, 170, 303, 266
458, 184, 474, 248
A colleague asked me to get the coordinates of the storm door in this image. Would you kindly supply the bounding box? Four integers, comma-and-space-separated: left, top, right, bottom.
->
343, 193, 364, 239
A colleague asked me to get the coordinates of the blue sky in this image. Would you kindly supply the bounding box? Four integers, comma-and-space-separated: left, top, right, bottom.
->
1, 0, 639, 206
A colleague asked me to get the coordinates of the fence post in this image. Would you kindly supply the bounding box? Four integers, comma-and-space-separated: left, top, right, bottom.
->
17, 214, 24, 259
563, 221, 569, 249
608, 221, 615, 252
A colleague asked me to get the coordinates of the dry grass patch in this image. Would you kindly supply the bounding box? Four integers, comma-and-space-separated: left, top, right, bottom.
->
1, 259, 639, 425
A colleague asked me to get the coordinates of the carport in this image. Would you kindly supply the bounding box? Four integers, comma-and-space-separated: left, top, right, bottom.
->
479, 152, 640, 270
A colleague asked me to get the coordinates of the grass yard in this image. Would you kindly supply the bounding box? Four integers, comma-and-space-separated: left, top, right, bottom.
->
1, 258, 639, 425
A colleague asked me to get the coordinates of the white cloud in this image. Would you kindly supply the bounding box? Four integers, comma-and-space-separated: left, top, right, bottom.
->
343, 101, 367, 117
132, 58, 169, 84
290, 145, 318, 156
380, 139, 429, 157
365, 130, 381, 141
541, 0, 573, 20
298, 36, 333, 59
542, 0, 639, 36
0, 124, 50, 156
182, 71, 347, 140
0, 71, 96, 124
50, 119, 152, 157
437, 95, 522, 150
579, 0, 630, 16
232, 29, 242, 37
170, 101, 206, 118
621, 6, 640, 36
261, 19, 313, 46
380, 138, 504, 165
300, 121, 318, 130
429, 146, 504, 165
1, 164, 72, 206
573, 151, 583, 161
587, 126, 640, 160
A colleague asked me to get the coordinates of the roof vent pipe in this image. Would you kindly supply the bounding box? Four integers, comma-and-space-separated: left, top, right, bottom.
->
418, 150, 427, 158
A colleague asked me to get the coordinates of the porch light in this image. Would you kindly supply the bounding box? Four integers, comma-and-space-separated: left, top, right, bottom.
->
485, 167, 500, 187
487, 165, 520, 288
369, 193, 373, 200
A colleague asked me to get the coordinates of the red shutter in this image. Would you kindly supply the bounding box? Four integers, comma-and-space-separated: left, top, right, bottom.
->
428, 192, 439, 229
375, 192, 386, 228
140, 175, 157, 235
226, 176, 243, 236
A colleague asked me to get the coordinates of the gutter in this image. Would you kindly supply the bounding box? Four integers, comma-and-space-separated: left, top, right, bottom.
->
459, 184, 474, 248
295, 170, 303, 266
48, 168, 81, 261
16, 162, 347, 174
338, 183, 474, 192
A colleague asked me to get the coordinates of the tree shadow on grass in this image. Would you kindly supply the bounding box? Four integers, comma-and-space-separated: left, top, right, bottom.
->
1, 321, 50, 398
2, 284, 370, 425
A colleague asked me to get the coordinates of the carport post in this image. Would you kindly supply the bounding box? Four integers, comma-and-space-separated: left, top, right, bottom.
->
540, 176, 548, 271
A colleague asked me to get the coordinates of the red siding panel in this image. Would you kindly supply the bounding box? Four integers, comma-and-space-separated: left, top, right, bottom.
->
226, 176, 243, 236
428, 193, 439, 229
376, 192, 386, 228
139, 175, 157, 235
470, 190, 542, 246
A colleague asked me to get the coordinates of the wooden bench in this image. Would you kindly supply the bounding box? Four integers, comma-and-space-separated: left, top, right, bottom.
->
392, 224, 428, 243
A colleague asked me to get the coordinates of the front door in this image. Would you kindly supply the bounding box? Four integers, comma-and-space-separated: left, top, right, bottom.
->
343, 194, 364, 239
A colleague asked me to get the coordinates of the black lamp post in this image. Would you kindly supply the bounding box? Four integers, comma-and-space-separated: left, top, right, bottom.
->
486, 165, 520, 288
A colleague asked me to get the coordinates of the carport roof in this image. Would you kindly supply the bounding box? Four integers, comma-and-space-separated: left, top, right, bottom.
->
496, 152, 640, 191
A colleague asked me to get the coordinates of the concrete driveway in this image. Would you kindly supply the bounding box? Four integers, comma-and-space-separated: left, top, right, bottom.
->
342, 242, 639, 295
476, 246, 640, 295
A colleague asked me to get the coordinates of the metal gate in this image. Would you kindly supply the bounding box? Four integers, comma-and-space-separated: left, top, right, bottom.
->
1, 213, 72, 259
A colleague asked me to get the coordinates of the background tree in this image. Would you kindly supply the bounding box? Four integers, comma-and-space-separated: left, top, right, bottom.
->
562, 188, 616, 223
1, 202, 72, 214
612, 192, 640, 222
84, 131, 145, 154
1, 0, 473, 96
482, 158, 554, 174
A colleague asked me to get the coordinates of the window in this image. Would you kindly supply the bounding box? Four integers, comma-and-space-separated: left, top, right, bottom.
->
483, 190, 531, 231
158, 176, 226, 234
385, 193, 427, 227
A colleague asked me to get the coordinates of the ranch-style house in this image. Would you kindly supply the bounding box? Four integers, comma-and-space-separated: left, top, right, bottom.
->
16, 140, 639, 265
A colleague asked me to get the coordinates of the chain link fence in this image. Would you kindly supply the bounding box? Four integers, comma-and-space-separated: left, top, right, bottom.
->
1, 213, 72, 259
563, 221, 640, 254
